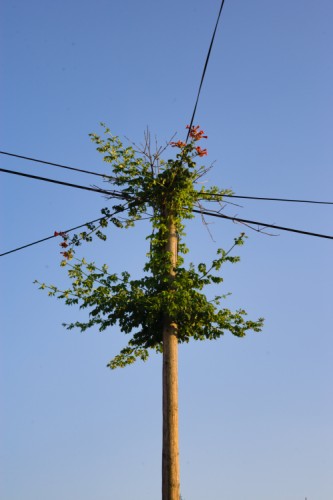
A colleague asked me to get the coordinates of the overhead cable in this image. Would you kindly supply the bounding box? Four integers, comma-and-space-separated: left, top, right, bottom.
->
186, 0, 227, 141
193, 208, 333, 240
2, 204, 332, 258
0, 206, 127, 257
0, 167, 126, 199
3, 163, 331, 206
0, 150, 110, 179
0, 218, 104, 257
202, 193, 333, 205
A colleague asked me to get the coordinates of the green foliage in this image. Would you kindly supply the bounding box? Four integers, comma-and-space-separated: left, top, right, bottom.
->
36, 125, 263, 368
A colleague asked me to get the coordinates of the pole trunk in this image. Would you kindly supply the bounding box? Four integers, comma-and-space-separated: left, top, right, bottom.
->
162, 214, 180, 500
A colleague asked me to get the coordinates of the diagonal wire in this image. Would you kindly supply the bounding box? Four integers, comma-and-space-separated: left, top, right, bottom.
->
0, 218, 105, 257
0, 150, 110, 178
186, 0, 227, 142
2, 205, 333, 258
0, 167, 127, 199
199, 192, 333, 205
193, 208, 333, 240
0, 205, 128, 257
3, 153, 333, 205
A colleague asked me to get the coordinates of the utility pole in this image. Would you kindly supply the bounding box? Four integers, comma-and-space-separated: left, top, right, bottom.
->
42, 125, 264, 499
162, 210, 180, 500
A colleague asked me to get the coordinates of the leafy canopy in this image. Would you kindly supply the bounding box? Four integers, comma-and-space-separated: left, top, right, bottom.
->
36, 125, 263, 368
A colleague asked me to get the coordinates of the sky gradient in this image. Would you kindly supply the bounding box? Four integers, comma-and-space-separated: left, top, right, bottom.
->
1, 1, 332, 499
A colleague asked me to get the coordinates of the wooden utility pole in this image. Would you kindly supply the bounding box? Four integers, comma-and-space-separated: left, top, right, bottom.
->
44, 127, 264, 500
162, 212, 180, 500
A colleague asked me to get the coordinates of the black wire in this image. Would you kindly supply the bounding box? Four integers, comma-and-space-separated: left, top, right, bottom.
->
186, 0, 226, 142
201, 193, 333, 205
2, 204, 332, 258
3, 152, 333, 206
0, 218, 104, 257
2, 164, 333, 238
0, 206, 127, 257
2, 166, 333, 239
0, 150, 110, 179
0, 167, 127, 199
193, 208, 333, 240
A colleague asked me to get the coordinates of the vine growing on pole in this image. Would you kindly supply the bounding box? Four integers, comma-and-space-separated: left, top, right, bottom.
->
36, 124, 264, 499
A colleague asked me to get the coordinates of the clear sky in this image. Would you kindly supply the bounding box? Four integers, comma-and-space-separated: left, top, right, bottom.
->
1, 1, 332, 499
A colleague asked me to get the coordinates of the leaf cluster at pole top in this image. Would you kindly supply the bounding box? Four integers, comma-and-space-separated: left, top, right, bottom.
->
36, 124, 264, 368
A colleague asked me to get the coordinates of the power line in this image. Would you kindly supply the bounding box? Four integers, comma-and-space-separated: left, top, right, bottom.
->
0, 218, 103, 257
2, 204, 332, 258
3, 152, 333, 206
2, 167, 333, 245
0, 150, 110, 179
183, 1, 333, 221
201, 193, 333, 205
0, 167, 127, 199
186, 0, 227, 141
193, 208, 333, 240
2, 166, 333, 210
0, 207, 127, 257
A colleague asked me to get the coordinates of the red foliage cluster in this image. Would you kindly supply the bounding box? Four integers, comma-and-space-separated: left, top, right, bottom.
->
54, 231, 68, 239
170, 125, 208, 157
170, 140, 186, 148
54, 231, 71, 256
195, 146, 208, 157
186, 125, 208, 141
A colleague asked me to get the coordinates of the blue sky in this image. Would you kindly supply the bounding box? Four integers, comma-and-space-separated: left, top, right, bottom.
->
1, 1, 332, 499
